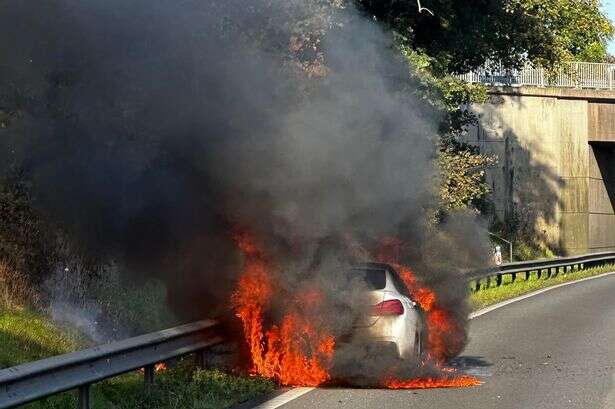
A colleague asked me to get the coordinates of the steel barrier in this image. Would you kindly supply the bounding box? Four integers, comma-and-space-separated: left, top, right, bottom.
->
0, 319, 222, 409
466, 251, 615, 292
2, 252, 615, 408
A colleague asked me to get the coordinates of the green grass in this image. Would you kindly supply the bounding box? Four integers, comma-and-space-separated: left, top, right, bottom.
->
0, 306, 274, 409
21, 361, 275, 409
469, 263, 615, 311
0, 308, 83, 368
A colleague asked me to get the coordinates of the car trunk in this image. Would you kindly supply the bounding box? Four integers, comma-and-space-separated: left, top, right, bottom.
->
350, 267, 386, 328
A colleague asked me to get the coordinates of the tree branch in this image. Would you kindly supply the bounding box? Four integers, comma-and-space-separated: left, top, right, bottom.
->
417, 0, 434, 15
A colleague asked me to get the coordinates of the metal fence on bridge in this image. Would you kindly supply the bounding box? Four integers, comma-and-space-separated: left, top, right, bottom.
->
457, 61, 615, 89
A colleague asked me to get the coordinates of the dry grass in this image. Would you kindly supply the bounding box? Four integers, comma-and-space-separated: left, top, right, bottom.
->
0, 260, 39, 309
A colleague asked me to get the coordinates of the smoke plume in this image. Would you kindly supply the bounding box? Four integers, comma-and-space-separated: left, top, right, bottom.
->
0, 0, 490, 378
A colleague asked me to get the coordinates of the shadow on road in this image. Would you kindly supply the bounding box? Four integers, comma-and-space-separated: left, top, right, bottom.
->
449, 355, 492, 378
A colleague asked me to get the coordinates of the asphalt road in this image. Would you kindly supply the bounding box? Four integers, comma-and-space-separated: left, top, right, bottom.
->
274, 274, 615, 409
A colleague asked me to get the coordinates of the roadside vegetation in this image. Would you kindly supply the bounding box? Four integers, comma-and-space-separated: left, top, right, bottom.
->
0, 308, 83, 368
0, 1, 614, 406
469, 263, 615, 311
19, 363, 274, 409
0, 305, 274, 409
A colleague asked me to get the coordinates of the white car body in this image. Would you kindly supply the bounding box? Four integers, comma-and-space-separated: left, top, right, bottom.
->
350, 263, 426, 360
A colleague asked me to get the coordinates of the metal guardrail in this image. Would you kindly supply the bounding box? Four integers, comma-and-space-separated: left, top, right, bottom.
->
457, 61, 615, 89
466, 251, 615, 292
2, 252, 615, 408
0, 319, 223, 409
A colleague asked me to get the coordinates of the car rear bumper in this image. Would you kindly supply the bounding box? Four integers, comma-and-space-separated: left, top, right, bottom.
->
343, 333, 403, 358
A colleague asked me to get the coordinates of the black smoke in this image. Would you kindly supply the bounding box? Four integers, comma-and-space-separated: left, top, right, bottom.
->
0, 0, 490, 371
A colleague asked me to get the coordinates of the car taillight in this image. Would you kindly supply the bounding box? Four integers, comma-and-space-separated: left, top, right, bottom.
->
371, 299, 404, 316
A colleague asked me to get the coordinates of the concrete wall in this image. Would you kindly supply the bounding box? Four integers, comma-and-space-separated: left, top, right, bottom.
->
466, 86, 615, 255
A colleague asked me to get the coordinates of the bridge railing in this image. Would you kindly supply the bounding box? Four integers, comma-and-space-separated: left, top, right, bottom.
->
466, 251, 615, 292
457, 61, 615, 89
0, 319, 223, 409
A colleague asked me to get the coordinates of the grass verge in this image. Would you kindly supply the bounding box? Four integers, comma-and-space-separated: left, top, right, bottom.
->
469, 263, 615, 311
21, 360, 274, 409
0, 306, 274, 409
0, 308, 83, 368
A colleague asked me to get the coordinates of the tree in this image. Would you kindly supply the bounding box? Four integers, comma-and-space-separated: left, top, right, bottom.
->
355, 0, 614, 72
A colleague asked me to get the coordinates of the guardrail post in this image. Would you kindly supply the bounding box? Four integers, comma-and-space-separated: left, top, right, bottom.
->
537, 269, 541, 279
496, 274, 503, 287
511, 272, 516, 283
78, 384, 90, 409
144, 364, 155, 391
524, 271, 530, 281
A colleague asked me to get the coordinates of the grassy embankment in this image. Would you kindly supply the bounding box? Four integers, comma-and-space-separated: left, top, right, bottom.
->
469, 263, 615, 311
0, 307, 273, 409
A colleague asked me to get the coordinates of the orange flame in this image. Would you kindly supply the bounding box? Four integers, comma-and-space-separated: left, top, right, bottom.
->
384, 375, 482, 389
377, 237, 481, 388
231, 229, 334, 386
139, 362, 167, 373
377, 237, 462, 362
231, 231, 479, 389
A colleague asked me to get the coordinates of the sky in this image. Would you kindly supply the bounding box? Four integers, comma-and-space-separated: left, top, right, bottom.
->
604, 1, 615, 55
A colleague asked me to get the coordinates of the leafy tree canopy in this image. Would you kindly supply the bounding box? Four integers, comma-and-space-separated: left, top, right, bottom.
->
356, 0, 614, 72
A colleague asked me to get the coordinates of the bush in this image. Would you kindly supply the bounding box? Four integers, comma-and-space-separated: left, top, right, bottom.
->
0, 183, 57, 286
44, 263, 177, 341
0, 260, 40, 309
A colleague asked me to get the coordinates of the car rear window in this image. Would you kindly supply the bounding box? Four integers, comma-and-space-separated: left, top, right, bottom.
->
350, 268, 386, 290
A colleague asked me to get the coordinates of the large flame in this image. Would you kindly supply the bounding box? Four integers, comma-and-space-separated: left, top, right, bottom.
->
231, 230, 335, 386
377, 236, 481, 388
231, 231, 480, 389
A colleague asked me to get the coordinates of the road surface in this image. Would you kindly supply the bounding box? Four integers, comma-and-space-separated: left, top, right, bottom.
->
263, 274, 615, 409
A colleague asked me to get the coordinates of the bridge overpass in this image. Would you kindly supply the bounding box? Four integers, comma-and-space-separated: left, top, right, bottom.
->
464, 82, 615, 255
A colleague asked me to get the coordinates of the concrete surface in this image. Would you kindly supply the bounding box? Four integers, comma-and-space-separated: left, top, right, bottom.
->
465, 86, 615, 255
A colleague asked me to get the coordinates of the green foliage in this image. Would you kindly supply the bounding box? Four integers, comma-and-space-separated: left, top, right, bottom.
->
398, 46, 496, 214
508, 0, 614, 65
0, 307, 273, 409
437, 141, 496, 212
356, 0, 614, 71
512, 239, 556, 262
400, 46, 488, 135
91, 268, 176, 336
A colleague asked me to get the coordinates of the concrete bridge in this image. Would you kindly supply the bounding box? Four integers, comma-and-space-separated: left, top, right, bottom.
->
466, 86, 615, 255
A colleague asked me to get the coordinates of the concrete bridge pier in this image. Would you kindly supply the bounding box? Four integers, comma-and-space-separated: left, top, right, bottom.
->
466, 87, 615, 255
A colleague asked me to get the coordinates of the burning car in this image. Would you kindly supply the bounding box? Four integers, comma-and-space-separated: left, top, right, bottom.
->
343, 262, 427, 361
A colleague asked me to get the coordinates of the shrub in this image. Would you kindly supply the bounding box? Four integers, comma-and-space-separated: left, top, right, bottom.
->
0, 260, 39, 309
